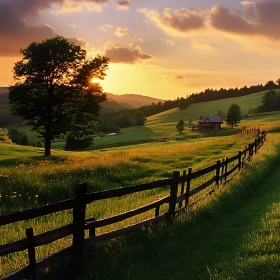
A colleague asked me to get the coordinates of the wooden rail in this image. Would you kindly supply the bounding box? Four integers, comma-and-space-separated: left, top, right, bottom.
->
0, 129, 266, 280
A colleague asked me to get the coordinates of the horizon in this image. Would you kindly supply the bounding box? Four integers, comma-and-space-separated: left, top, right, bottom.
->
1, 0, 280, 99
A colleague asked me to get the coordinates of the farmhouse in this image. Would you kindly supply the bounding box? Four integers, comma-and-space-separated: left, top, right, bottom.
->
193, 115, 223, 131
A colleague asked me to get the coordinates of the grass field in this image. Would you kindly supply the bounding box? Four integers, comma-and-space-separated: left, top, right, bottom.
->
5, 90, 268, 149
1, 111, 280, 279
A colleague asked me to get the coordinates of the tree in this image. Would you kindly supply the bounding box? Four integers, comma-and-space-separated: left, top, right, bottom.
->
276, 78, 280, 88
226, 104, 241, 128
176, 120, 185, 133
116, 113, 132, 128
178, 98, 188, 110
9, 37, 109, 156
65, 135, 93, 151
19, 135, 29, 146
133, 109, 146, 126
265, 80, 277, 90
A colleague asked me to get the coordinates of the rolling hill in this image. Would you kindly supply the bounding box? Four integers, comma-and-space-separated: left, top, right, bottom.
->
147, 90, 265, 126
104, 93, 164, 109
90, 90, 267, 148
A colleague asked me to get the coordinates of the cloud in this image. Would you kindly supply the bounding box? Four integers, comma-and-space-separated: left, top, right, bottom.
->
210, 1, 280, 39
139, 7, 206, 34
104, 41, 152, 64
58, 0, 109, 12
99, 24, 114, 32
0, 0, 90, 56
117, 0, 130, 10
68, 37, 88, 48
160, 38, 175, 46
115, 27, 129, 37
210, 4, 255, 35
176, 76, 184, 79
241, 1, 258, 18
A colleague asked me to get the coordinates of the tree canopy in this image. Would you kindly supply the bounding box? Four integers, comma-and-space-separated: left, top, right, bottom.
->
226, 103, 241, 128
9, 37, 109, 156
176, 120, 185, 133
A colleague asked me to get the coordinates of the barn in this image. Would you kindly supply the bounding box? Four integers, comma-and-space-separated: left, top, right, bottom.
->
192, 115, 223, 131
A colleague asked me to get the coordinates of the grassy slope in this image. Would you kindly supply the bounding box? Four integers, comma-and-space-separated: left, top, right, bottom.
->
92, 91, 265, 147
148, 90, 265, 126
82, 133, 280, 280
1, 112, 280, 278
0, 131, 258, 277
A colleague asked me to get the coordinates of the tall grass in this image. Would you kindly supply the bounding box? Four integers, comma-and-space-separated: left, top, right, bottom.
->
72, 132, 280, 280
0, 124, 279, 279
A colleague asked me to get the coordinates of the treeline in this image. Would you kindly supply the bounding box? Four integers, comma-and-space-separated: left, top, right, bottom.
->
100, 109, 146, 133
100, 80, 279, 133
258, 89, 280, 113
138, 80, 279, 117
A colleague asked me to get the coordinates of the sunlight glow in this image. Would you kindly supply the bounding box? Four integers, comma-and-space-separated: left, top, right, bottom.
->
91, 77, 100, 84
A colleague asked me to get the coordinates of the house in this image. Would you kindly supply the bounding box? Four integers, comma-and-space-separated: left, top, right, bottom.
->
193, 115, 223, 131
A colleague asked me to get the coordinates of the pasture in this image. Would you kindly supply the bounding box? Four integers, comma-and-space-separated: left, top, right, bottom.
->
1, 111, 280, 279
6, 90, 267, 149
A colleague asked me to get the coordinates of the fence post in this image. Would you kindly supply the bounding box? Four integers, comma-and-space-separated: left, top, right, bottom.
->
155, 205, 160, 217
215, 160, 221, 186
224, 157, 228, 182
26, 228, 37, 280
238, 151, 242, 171
185, 168, 192, 207
168, 171, 180, 218
220, 159, 225, 183
179, 170, 186, 208
254, 139, 258, 154
72, 182, 87, 262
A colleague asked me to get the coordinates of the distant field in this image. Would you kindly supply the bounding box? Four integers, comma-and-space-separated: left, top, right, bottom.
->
148, 90, 265, 126
4, 90, 269, 149
92, 90, 266, 148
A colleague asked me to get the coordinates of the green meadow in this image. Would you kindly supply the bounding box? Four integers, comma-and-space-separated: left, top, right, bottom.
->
0, 111, 280, 279
6, 90, 267, 149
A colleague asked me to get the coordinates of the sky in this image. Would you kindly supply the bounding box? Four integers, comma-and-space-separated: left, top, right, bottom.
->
1, 0, 280, 100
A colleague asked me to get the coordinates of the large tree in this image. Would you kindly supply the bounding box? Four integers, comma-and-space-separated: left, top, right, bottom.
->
9, 37, 109, 156
226, 103, 241, 128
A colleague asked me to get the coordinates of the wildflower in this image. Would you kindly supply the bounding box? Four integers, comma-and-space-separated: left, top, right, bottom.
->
35, 195, 39, 198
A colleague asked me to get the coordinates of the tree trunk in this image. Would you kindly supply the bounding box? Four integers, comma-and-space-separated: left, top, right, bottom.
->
44, 133, 52, 156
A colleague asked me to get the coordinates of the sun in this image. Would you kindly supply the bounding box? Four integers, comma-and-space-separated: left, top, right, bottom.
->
91, 77, 100, 84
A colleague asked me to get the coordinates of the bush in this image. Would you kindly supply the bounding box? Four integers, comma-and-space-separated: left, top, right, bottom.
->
65, 135, 93, 151
19, 135, 29, 145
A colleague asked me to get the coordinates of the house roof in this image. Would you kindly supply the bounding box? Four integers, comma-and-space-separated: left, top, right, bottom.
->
198, 116, 223, 123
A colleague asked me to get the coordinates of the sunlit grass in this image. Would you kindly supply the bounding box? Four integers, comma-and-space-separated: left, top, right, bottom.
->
1, 112, 280, 278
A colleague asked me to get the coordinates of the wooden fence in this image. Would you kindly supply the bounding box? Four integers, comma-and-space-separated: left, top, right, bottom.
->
0, 130, 266, 280
91, 127, 259, 150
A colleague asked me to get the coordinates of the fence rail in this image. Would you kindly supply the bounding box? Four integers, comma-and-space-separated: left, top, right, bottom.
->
0, 129, 266, 280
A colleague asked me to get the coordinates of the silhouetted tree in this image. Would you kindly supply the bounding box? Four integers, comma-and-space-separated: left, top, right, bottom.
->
178, 98, 188, 110
133, 109, 146, 126
19, 135, 29, 146
176, 120, 185, 133
117, 113, 132, 128
9, 37, 109, 156
265, 80, 277, 90
226, 104, 241, 128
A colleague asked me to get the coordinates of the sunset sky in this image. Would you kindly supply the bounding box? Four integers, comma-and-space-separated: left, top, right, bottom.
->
1, 0, 280, 99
